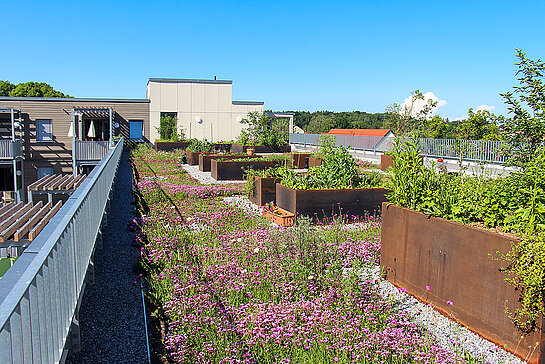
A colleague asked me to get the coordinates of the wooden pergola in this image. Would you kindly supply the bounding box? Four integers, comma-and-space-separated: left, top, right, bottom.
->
27, 174, 86, 204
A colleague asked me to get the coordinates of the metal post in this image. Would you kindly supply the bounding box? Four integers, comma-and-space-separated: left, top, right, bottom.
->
72, 109, 77, 177
289, 116, 294, 134
109, 108, 113, 148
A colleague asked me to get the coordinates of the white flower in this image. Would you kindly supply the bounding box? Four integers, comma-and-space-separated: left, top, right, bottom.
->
308, 275, 314, 280
253, 247, 260, 254
237, 238, 242, 243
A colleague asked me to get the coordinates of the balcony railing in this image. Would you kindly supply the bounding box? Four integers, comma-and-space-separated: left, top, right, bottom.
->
0, 140, 23, 159
0, 137, 123, 363
74, 140, 111, 161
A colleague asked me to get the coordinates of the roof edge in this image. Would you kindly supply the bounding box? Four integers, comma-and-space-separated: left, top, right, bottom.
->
232, 100, 264, 106
148, 78, 232, 85
0, 97, 150, 103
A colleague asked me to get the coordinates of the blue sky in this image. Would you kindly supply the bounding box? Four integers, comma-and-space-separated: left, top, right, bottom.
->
1, 1, 544, 120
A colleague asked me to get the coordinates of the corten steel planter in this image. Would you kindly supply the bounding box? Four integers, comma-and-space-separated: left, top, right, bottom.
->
211, 160, 281, 180
154, 141, 190, 151
290, 153, 311, 169
308, 157, 323, 168
231, 144, 292, 154
380, 154, 394, 171
249, 177, 281, 206
381, 203, 544, 363
276, 184, 388, 219
185, 151, 202, 165
199, 154, 260, 172
262, 206, 295, 227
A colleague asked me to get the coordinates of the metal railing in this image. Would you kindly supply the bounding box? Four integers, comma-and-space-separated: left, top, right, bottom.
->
75, 140, 111, 161
0, 140, 23, 159
289, 133, 508, 164
0, 137, 123, 363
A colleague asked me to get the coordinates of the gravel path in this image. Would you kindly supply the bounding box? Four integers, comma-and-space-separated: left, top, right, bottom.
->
181, 164, 246, 184
68, 150, 148, 364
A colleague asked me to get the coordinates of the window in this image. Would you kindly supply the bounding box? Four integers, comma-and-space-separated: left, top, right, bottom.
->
129, 120, 143, 140
37, 167, 53, 179
36, 119, 52, 141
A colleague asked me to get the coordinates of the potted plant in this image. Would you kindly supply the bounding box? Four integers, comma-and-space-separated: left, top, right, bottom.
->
262, 202, 295, 227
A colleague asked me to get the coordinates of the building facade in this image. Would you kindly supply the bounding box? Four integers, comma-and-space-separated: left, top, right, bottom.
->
0, 97, 150, 201
146, 78, 264, 142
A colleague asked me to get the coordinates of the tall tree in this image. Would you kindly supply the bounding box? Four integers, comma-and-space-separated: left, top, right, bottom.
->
386, 90, 437, 137
9, 82, 71, 98
500, 49, 545, 166
0, 80, 15, 96
457, 108, 502, 140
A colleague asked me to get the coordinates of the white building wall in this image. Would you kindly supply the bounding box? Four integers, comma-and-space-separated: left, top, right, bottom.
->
147, 79, 263, 142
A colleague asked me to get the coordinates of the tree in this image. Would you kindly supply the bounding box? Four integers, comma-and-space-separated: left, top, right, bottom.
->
386, 90, 437, 137
500, 49, 545, 166
238, 111, 284, 146
157, 114, 181, 141
9, 82, 71, 98
457, 108, 502, 141
422, 115, 448, 139
0, 80, 15, 96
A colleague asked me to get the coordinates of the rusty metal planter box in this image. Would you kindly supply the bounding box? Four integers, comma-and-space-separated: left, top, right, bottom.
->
199, 154, 260, 172
249, 177, 281, 205
380, 154, 394, 171
231, 144, 292, 154
290, 153, 311, 168
381, 203, 543, 363
276, 184, 388, 219
211, 160, 281, 180
185, 151, 202, 165
308, 157, 322, 168
154, 141, 190, 151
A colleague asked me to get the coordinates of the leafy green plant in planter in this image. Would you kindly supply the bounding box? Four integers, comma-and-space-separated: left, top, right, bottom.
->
238, 112, 286, 147
186, 139, 214, 153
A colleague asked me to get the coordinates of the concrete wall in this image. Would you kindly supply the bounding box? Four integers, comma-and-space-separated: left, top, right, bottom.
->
147, 79, 263, 142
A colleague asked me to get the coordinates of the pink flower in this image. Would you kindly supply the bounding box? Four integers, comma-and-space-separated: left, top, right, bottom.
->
333, 357, 339, 362
426, 285, 430, 291
447, 300, 453, 306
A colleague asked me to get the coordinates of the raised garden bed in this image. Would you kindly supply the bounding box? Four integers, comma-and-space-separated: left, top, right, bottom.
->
231, 144, 292, 154
154, 141, 190, 151
185, 151, 202, 165
249, 177, 280, 206
308, 156, 323, 168
380, 203, 543, 363
290, 153, 311, 169
276, 184, 388, 219
211, 160, 281, 180
213, 143, 232, 153
199, 154, 260, 172
262, 205, 295, 227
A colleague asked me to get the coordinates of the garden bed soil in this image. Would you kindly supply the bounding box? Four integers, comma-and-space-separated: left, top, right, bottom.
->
211, 160, 281, 180
154, 141, 190, 151
380, 203, 543, 363
249, 177, 281, 206
231, 144, 292, 154
308, 156, 323, 168
275, 184, 388, 219
185, 151, 202, 165
199, 154, 261, 172
290, 153, 311, 169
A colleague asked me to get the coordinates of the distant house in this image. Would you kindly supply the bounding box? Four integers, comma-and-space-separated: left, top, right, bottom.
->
325, 129, 394, 150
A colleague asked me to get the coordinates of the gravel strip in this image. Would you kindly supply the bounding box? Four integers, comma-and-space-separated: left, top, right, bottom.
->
181, 164, 246, 185
68, 150, 148, 364
223, 195, 525, 364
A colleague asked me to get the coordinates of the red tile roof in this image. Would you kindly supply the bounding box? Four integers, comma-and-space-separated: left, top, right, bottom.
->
326, 129, 391, 137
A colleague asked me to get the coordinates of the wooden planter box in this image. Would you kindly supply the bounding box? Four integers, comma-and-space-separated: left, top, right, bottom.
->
231, 144, 292, 154
381, 203, 543, 363
276, 184, 388, 219
154, 141, 190, 151
199, 154, 259, 172
211, 160, 281, 180
308, 157, 322, 168
249, 177, 280, 206
290, 153, 311, 169
263, 206, 295, 227
185, 151, 202, 165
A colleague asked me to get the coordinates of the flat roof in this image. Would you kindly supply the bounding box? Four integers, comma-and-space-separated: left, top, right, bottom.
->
148, 78, 232, 85
0, 97, 150, 103
233, 100, 264, 106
